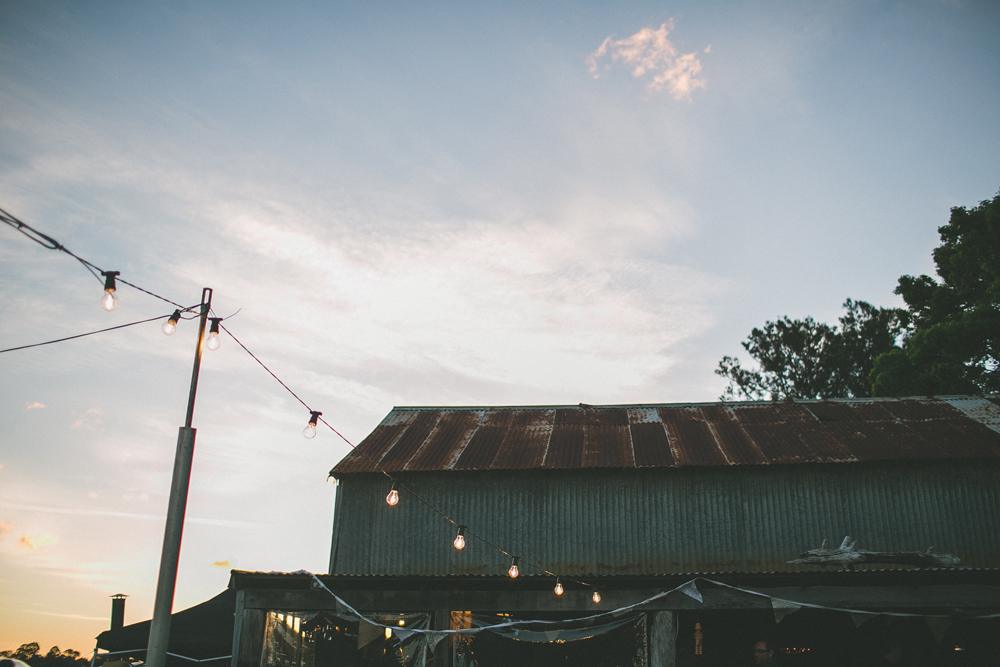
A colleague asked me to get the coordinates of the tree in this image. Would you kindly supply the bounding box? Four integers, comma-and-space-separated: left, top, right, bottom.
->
717, 299, 907, 400
718, 192, 999, 400
871, 193, 1000, 395
1, 644, 89, 667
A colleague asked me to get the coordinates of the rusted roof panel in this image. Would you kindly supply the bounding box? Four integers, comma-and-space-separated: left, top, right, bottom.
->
491, 410, 553, 469
330, 396, 1000, 474
629, 422, 674, 467
405, 409, 485, 471
542, 424, 584, 469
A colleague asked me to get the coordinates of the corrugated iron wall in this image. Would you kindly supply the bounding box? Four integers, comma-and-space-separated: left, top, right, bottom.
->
329, 462, 1000, 576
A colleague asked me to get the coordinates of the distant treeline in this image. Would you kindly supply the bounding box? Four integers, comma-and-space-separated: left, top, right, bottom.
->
1, 644, 90, 667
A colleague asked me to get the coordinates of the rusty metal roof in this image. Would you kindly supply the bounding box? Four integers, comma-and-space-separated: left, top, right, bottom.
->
331, 396, 1000, 474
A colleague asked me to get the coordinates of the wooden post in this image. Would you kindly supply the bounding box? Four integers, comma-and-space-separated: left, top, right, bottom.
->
649, 611, 677, 667
230, 591, 266, 667
431, 610, 452, 667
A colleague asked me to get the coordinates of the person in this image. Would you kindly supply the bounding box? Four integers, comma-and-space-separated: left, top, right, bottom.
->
752, 639, 777, 666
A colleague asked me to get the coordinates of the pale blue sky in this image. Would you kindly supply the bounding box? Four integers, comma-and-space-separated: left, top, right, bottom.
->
1, 0, 998, 652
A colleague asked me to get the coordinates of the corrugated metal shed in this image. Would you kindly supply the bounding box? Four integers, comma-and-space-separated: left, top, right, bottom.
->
332, 397, 1000, 475
329, 462, 1000, 576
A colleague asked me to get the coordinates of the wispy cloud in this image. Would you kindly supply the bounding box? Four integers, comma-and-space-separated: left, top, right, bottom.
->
0, 500, 260, 527
70, 408, 103, 431
24, 402, 45, 411
587, 20, 707, 100
19, 532, 57, 550
0, 520, 11, 537
210, 559, 231, 568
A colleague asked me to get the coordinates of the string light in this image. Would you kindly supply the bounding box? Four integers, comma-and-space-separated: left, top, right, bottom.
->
205, 318, 222, 351
162, 310, 182, 336
303, 411, 322, 439
4, 212, 615, 607
384, 627, 392, 639
101, 271, 120, 311
4, 210, 619, 606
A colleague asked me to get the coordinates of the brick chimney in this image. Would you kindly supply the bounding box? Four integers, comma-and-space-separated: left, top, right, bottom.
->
110, 594, 128, 631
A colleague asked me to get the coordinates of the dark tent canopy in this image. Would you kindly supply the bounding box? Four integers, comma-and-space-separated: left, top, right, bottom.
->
96, 590, 235, 665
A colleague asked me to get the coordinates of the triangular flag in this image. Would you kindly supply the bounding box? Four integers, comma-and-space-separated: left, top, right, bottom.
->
395, 628, 417, 641
425, 632, 449, 651
925, 617, 953, 644
771, 598, 801, 624
679, 580, 703, 603
357, 620, 383, 649
849, 612, 871, 628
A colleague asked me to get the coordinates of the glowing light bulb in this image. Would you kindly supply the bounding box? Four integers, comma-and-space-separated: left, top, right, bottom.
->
453, 526, 466, 550
508, 556, 519, 579
162, 310, 181, 336
398, 619, 405, 626
384, 627, 392, 639
205, 318, 222, 351
303, 411, 322, 439
554, 579, 564, 596
100, 271, 120, 311
592, 591, 601, 604
386, 482, 399, 506
101, 290, 119, 311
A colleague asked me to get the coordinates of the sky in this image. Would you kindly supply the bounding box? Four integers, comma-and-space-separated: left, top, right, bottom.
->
1, 0, 998, 655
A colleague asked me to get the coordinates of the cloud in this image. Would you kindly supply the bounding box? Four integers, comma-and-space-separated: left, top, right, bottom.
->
587, 20, 707, 100
0, 520, 11, 537
25, 402, 46, 411
70, 408, 103, 431
19, 532, 57, 550
210, 559, 231, 568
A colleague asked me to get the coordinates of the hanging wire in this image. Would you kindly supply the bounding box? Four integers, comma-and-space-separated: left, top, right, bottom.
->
3, 208, 589, 592
1, 206, 185, 307
0, 313, 177, 353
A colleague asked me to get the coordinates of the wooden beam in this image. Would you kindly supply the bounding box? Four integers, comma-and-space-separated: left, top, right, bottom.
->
239, 584, 1000, 614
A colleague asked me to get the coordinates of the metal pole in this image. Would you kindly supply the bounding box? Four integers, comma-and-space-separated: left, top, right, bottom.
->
146, 288, 213, 667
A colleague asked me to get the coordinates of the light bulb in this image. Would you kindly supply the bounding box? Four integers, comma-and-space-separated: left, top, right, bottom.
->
100, 271, 120, 311
554, 580, 564, 596
398, 619, 405, 626
508, 556, 519, 579
386, 483, 399, 506
592, 591, 601, 603
205, 317, 222, 351
453, 526, 466, 550
303, 411, 322, 439
162, 310, 181, 336
101, 290, 119, 311
384, 627, 392, 639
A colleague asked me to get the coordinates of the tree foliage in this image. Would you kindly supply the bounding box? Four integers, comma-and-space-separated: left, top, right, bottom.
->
717, 300, 907, 400
718, 192, 999, 400
871, 193, 1000, 395
0, 644, 88, 667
